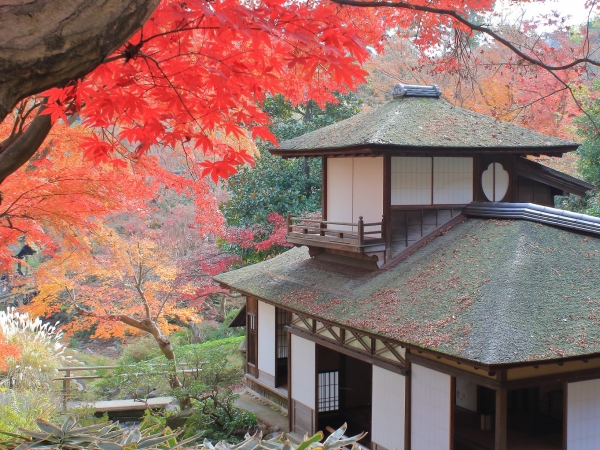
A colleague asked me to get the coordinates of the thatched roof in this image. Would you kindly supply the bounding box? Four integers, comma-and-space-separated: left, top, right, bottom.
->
215, 217, 600, 367
271, 96, 578, 157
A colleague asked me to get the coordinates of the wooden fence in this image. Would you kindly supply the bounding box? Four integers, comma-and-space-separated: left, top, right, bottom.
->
55, 363, 203, 409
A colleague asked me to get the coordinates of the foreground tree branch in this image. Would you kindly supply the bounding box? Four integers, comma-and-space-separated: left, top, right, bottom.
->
0, 102, 52, 185
0, 0, 160, 122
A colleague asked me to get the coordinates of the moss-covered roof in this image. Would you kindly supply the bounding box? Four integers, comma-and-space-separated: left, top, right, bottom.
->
271, 97, 578, 155
214, 218, 600, 366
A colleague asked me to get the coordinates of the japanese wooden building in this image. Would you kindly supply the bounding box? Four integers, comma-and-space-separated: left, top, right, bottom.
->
214, 84, 600, 450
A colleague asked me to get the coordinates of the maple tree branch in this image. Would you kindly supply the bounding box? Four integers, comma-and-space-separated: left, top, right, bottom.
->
156, 291, 174, 322
0, 0, 161, 122
76, 303, 148, 333
0, 101, 52, 186
497, 87, 570, 120
331, 0, 600, 71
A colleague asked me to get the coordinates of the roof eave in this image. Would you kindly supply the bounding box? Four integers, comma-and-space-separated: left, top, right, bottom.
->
269, 143, 579, 159
516, 157, 593, 196
213, 277, 600, 371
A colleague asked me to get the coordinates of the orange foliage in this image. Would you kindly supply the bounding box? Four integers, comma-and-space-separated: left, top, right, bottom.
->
0, 118, 155, 268
0, 330, 20, 371
28, 225, 201, 340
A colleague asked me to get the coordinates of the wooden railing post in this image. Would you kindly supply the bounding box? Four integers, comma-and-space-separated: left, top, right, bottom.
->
286, 212, 292, 233
357, 216, 364, 246
63, 369, 71, 409
319, 221, 325, 236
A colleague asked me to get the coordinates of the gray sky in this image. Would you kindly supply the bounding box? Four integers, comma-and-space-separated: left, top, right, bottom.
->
495, 0, 596, 27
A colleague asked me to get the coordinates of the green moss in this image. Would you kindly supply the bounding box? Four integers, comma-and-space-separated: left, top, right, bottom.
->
275, 97, 577, 152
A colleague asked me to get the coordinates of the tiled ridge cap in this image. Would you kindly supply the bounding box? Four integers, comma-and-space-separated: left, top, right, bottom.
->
391, 83, 442, 99
463, 202, 600, 235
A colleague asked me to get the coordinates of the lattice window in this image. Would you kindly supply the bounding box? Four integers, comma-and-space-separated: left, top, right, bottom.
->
248, 313, 256, 331
318, 371, 339, 412
275, 308, 289, 358
247, 312, 257, 366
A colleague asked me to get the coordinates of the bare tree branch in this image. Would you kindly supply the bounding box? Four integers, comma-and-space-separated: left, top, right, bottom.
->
330, 0, 600, 72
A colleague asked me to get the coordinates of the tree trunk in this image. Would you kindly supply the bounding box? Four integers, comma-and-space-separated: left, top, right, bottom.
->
303, 156, 311, 198
75, 305, 193, 409
139, 319, 193, 410
0, 0, 160, 122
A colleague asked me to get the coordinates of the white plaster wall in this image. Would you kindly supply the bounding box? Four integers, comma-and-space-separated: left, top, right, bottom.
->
352, 157, 384, 228
257, 301, 275, 377
327, 158, 353, 229
455, 377, 477, 412
567, 378, 600, 449
433, 157, 473, 204
391, 157, 432, 205
372, 366, 405, 450
291, 334, 315, 409
411, 364, 451, 450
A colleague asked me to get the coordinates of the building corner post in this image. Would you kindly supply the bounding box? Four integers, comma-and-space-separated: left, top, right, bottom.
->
495, 387, 508, 450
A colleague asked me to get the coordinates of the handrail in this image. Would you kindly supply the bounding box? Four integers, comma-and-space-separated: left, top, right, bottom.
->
55, 363, 203, 409
287, 213, 386, 250
57, 362, 195, 372
289, 217, 382, 228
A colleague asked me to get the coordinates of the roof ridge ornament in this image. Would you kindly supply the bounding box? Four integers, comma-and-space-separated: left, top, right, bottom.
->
391, 83, 442, 99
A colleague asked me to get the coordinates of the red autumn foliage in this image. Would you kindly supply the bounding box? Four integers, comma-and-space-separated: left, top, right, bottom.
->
0, 330, 20, 372
225, 213, 291, 252
36, 0, 389, 182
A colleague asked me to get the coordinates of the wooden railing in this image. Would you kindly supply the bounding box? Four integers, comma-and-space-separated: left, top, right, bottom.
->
286, 213, 386, 250
55, 363, 203, 408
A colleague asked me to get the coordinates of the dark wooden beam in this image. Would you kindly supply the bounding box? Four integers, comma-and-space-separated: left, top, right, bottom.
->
450, 376, 456, 450
563, 381, 568, 450
383, 154, 392, 262
495, 388, 508, 450
322, 156, 327, 221
404, 354, 412, 450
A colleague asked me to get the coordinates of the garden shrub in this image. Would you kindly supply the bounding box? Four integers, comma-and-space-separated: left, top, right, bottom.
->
0, 388, 59, 433
0, 307, 70, 391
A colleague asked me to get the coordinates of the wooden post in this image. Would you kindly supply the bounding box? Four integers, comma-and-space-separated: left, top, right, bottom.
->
357, 216, 364, 246
63, 369, 71, 409
404, 355, 412, 450
287, 212, 292, 233
381, 214, 387, 261
319, 221, 325, 236
495, 387, 507, 450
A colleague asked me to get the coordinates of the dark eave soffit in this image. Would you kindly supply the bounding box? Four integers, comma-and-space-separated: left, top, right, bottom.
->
516, 157, 594, 197
228, 304, 246, 328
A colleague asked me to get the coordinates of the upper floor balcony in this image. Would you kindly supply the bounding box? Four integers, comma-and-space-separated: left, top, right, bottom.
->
286, 214, 386, 254
286, 207, 464, 268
